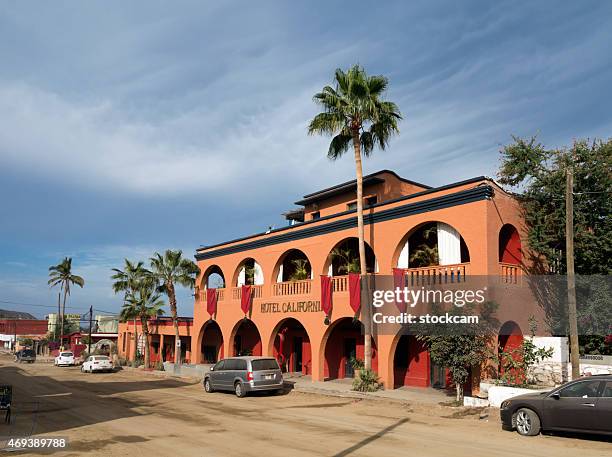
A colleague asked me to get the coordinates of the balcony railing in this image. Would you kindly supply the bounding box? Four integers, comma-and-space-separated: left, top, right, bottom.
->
332, 275, 349, 292
273, 279, 312, 296
197, 288, 226, 302
402, 263, 468, 285
500, 263, 521, 284
231, 285, 263, 301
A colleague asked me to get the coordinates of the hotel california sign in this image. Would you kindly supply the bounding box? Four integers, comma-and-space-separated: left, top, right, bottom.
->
260, 301, 322, 313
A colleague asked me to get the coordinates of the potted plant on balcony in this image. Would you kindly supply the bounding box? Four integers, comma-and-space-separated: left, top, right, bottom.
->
409, 226, 439, 268
289, 259, 310, 281
331, 248, 360, 275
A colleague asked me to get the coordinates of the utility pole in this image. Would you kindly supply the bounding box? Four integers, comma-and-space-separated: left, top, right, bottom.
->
566, 163, 580, 380
56, 292, 61, 343
88, 306, 93, 356
13, 320, 17, 353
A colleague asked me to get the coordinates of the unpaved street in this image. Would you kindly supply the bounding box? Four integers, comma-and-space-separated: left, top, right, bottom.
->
1, 356, 610, 457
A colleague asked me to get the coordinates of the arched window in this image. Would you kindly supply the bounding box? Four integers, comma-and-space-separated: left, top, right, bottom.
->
234, 258, 264, 286
499, 224, 522, 265
274, 249, 312, 282
396, 222, 470, 268
324, 238, 376, 276
202, 265, 225, 289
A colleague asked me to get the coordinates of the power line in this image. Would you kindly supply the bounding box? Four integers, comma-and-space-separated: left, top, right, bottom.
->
0, 299, 118, 315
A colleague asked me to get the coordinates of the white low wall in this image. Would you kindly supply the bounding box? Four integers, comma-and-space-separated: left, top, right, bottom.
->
162, 362, 211, 378
487, 385, 550, 408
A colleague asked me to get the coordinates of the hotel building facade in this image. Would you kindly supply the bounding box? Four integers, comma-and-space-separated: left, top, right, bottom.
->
119, 170, 527, 389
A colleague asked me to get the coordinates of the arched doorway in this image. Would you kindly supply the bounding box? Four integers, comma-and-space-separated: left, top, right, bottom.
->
199, 320, 224, 363
499, 224, 522, 264
271, 318, 311, 374
323, 318, 378, 380
392, 333, 430, 388
231, 319, 262, 356
498, 321, 524, 382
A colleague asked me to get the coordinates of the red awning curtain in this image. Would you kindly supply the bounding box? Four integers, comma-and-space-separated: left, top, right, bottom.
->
392, 268, 407, 312
241, 285, 252, 315
348, 273, 361, 313
206, 288, 217, 317
320, 275, 332, 316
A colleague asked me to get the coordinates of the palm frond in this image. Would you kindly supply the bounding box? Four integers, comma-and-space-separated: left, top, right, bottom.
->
328, 132, 352, 160
309, 64, 402, 161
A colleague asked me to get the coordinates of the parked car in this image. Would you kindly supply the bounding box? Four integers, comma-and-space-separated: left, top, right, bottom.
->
14, 349, 36, 364
81, 355, 113, 373
54, 351, 76, 367
500, 375, 612, 436
203, 356, 283, 397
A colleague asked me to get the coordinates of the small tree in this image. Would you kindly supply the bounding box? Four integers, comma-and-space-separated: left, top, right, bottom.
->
494, 318, 554, 386
416, 302, 498, 402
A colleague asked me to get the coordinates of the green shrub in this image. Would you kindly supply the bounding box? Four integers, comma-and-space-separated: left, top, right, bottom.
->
352, 368, 381, 392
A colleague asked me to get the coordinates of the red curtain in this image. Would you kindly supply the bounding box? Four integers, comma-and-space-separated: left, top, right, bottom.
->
277, 327, 288, 365
393, 268, 407, 312
241, 285, 252, 315
320, 275, 332, 316
348, 273, 361, 313
206, 288, 217, 317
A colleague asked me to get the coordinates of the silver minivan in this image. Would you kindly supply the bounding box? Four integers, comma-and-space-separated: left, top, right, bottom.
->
203, 356, 283, 397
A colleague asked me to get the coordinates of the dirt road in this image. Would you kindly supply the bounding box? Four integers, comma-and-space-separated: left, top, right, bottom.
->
0, 356, 610, 457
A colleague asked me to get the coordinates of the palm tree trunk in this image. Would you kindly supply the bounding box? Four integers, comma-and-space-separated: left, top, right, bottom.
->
141, 317, 150, 369
132, 317, 138, 367
61, 285, 68, 348
168, 283, 181, 368
352, 129, 372, 371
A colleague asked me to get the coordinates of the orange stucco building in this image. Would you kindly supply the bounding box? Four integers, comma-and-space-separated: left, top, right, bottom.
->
185, 170, 526, 390
119, 317, 194, 364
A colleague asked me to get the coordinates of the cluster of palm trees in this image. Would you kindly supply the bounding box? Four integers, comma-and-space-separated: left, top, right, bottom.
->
111, 250, 199, 369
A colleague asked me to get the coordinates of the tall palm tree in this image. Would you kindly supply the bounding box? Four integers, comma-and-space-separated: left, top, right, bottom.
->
308, 64, 401, 370
48, 257, 85, 346
150, 250, 199, 368
123, 281, 165, 369
111, 259, 149, 366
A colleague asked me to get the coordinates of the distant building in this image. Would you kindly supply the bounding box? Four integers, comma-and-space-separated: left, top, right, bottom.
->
0, 317, 48, 351
96, 315, 118, 333
46, 313, 81, 335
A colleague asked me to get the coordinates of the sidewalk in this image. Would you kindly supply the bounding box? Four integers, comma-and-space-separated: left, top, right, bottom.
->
284, 373, 452, 405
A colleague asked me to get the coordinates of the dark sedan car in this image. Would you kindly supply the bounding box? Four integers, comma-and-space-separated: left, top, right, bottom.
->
500, 375, 612, 436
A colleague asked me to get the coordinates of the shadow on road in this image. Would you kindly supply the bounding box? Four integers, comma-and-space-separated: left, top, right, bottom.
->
332, 417, 410, 457
0, 363, 196, 440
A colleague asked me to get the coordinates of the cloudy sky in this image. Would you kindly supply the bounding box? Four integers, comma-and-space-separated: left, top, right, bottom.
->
1, 1, 611, 318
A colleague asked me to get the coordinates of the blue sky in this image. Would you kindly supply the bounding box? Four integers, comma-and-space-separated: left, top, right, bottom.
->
1, 1, 611, 318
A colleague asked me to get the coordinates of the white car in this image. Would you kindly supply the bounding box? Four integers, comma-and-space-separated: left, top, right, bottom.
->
54, 351, 75, 367
81, 355, 113, 373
